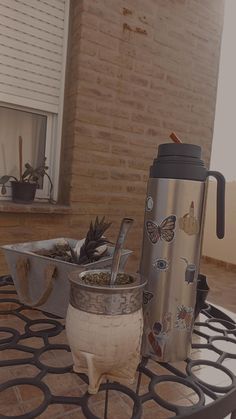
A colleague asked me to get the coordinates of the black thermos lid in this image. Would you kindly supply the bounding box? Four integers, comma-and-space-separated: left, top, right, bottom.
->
150, 143, 207, 181
158, 143, 201, 159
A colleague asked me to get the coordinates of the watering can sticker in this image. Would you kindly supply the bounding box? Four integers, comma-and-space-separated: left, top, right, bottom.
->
180, 258, 196, 284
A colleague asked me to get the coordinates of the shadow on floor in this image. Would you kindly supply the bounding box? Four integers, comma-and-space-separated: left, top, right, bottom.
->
200, 259, 236, 313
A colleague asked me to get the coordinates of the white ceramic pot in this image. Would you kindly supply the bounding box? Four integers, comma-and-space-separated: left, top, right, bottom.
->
66, 270, 146, 394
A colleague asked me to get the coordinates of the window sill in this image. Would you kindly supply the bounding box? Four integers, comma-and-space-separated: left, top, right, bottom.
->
0, 200, 71, 214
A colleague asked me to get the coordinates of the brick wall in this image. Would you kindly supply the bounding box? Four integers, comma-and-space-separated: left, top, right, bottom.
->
0, 0, 224, 274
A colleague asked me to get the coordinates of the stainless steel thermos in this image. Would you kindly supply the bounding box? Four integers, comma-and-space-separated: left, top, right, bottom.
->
140, 143, 225, 362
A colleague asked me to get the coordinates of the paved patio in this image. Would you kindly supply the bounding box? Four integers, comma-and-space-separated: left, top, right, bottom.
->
200, 259, 236, 313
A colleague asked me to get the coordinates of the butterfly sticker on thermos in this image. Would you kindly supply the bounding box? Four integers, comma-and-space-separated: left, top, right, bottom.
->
143, 291, 154, 305
146, 215, 176, 244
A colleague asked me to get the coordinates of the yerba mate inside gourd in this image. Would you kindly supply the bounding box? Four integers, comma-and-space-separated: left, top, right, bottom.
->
81, 272, 133, 286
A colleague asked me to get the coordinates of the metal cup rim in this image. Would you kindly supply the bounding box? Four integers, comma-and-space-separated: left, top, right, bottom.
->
69, 269, 147, 292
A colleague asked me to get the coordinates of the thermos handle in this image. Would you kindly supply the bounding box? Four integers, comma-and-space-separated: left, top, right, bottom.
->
207, 171, 225, 239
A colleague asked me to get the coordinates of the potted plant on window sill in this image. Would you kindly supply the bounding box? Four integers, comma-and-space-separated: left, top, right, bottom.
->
0, 136, 53, 204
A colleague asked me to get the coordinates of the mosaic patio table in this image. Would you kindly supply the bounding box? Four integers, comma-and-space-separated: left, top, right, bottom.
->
0, 275, 236, 419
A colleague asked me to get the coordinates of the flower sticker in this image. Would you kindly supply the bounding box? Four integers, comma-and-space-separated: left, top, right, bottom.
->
175, 305, 194, 331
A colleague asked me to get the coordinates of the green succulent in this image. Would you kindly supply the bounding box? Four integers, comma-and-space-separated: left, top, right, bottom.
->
0, 158, 53, 200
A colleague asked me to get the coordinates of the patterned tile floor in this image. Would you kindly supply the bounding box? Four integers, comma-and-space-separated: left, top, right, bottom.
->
0, 260, 235, 418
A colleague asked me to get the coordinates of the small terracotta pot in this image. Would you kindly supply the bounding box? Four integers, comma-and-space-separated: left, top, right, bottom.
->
66, 269, 146, 394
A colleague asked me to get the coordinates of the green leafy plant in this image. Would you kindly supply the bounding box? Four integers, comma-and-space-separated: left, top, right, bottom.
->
0, 136, 53, 200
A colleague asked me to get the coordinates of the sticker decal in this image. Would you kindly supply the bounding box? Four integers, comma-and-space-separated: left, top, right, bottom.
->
153, 258, 169, 271
146, 196, 154, 212
175, 305, 194, 331
148, 312, 172, 358
146, 215, 176, 244
180, 257, 196, 284
143, 291, 154, 305
162, 312, 172, 334
179, 201, 200, 235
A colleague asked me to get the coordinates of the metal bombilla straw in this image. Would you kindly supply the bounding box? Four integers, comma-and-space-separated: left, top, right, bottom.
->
110, 218, 134, 286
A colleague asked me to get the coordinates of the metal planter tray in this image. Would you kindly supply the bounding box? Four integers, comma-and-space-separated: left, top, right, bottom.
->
1, 238, 132, 318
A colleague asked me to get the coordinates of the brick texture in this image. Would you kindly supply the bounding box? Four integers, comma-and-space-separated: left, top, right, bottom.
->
0, 0, 225, 274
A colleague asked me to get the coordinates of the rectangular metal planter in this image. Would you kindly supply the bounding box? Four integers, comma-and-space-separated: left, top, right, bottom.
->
1, 238, 132, 318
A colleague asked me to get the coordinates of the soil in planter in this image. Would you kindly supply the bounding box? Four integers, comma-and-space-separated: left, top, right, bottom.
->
81, 272, 133, 286
34, 243, 109, 265
34, 244, 75, 263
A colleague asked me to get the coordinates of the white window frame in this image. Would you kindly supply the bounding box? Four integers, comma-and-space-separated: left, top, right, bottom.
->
0, 0, 70, 203
0, 101, 57, 201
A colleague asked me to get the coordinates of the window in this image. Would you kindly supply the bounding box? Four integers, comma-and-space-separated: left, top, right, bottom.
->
0, 0, 70, 202
0, 104, 56, 200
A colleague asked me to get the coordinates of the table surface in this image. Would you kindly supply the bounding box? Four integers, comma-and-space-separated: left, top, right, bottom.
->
0, 275, 236, 419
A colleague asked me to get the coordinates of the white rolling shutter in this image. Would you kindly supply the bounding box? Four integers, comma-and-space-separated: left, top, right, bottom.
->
0, 0, 69, 113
